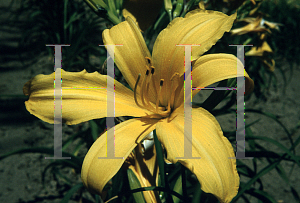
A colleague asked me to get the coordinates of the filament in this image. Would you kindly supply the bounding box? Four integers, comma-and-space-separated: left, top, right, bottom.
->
155, 79, 164, 112
134, 74, 143, 108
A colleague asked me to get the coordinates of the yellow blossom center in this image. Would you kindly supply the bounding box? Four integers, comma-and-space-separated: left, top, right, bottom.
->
134, 57, 180, 119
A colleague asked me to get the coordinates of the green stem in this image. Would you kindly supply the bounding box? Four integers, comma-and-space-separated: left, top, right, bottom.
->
181, 164, 188, 201
107, 10, 121, 25
153, 130, 173, 203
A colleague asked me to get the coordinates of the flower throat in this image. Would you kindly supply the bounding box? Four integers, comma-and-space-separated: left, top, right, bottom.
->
134, 57, 180, 118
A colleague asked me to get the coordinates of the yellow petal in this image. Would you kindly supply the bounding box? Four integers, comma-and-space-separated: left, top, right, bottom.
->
192, 54, 254, 95
230, 16, 269, 35
245, 41, 273, 56
262, 58, 275, 72
263, 20, 282, 30
122, 0, 163, 31
152, 9, 236, 106
103, 17, 152, 92
81, 117, 157, 194
172, 54, 254, 108
23, 69, 149, 125
156, 106, 239, 203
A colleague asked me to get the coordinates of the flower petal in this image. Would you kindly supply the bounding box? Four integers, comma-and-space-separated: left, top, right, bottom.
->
103, 17, 152, 92
245, 41, 273, 56
172, 54, 254, 108
23, 69, 150, 125
81, 117, 157, 194
192, 54, 254, 94
156, 106, 239, 203
230, 16, 269, 35
152, 9, 236, 106
122, 0, 163, 31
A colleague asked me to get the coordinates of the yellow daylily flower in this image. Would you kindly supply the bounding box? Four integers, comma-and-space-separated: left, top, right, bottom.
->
23, 7, 254, 203
122, 0, 163, 31
245, 41, 273, 57
246, 41, 275, 71
231, 15, 282, 36
231, 16, 270, 35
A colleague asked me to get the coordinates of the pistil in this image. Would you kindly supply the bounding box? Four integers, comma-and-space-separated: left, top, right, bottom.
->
140, 70, 150, 107
134, 74, 143, 108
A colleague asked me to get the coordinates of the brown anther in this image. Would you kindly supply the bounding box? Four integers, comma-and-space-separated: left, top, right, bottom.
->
145, 57, 151, 64
151, 66, 155, 74
160, 79, 164, 86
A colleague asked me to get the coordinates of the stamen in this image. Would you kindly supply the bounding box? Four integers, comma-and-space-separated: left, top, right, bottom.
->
160, 80, 164, 86
169, 72, 180, 110
140, 70, 149, 107
150, 66, 158, 97
156, 79, 164, 112
145, 57, 152, 65
151, 66, 155, 74
143, 64, 157, 112
144, 72, 156, 111
134, 74, 143, 108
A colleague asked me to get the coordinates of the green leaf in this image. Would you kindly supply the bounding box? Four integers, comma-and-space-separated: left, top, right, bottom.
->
245, 188, 277, 203
153, 130, 173, 203
233, 160, 280, 201
61, 183, 84, 203
89, 120, 99, 141
127, 169, 146, 203
172, 174, 182, 203
200, 78, 236, 112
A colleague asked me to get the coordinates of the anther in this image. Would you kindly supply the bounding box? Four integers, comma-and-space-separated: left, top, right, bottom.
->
160, 79, 164, 86
140, 71, 150, 107
143, 69, 155, 111
156, 79, 164, 112
151, 66, 155, 74
145, 57, 151, 65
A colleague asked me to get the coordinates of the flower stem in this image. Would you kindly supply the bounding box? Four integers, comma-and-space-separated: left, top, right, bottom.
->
153, 130, 174, 203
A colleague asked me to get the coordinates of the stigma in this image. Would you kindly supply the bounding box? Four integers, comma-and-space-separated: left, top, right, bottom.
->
134, 57, 180, 118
